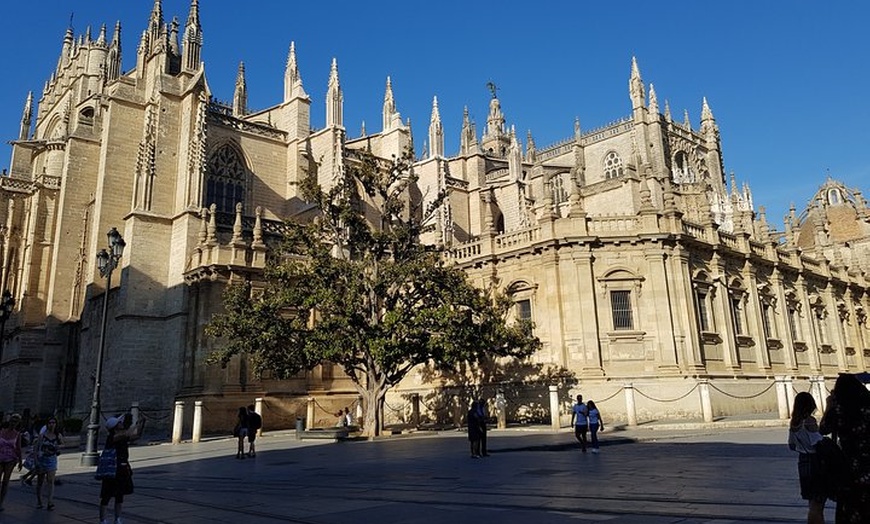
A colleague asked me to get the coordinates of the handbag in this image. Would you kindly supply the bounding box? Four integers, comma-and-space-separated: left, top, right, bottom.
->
22, 455, 35, 471
94, 448, 118, 480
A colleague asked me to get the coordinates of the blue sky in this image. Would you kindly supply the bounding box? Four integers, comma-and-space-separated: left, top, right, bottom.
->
1, 1, 867, 228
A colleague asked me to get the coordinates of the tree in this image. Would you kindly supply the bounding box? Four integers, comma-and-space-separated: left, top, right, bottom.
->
206, 149, 540, 437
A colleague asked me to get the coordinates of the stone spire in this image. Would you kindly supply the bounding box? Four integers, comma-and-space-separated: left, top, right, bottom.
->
526, 130, 536, 163
169, 17, 180, 57
482, 84, 509, 157
96, 24, 107, 46
459, 106, 479, 155
233, 62, 247, 118
182, 0, 202, 72
683, 109, 691, 129
382, 76, 400, 131
664, 100, 672, 122
284, 41, 306, 101
107, 21, 122, 81
428, 96, 444, 158
326, 58, 343, 128
19, 91, 32, 140
700, 97, 719, 141
58, 26, 74, 70
629, 56, 646, 110
648, 83, 659, 114
147, 0, 164, 55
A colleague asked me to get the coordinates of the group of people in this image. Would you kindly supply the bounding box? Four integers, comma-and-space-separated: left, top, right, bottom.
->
335, 407, 354, 428
233, 404, 263, 459
0, 413, 65, 512
788, 372, 870, 523
571, 395, 604, 453
467, 400, 489, 458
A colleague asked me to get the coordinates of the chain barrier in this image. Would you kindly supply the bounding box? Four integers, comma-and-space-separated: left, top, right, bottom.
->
383, 399, 405, 414
633, 383, 700, 403
590, 387, 623, 404
708, 381, 776, 400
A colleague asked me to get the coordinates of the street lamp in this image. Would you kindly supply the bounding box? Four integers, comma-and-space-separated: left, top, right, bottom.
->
81, 227, 126, 466
0, 289, 15, 370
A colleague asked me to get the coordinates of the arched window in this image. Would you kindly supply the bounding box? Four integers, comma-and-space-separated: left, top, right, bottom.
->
205, 144, 247, 214
603, 151, 624, 180
673, 151, 695, 183
551, 173, 568, 205
827, 188, 842, 205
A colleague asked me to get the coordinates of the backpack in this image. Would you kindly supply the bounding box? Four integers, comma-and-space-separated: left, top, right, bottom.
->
248, 412, 262, 431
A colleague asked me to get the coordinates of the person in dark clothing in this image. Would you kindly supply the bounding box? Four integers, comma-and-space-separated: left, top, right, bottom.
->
475, 399, 489, 457
99, 413, 145, 524
234, 407, 248, 459
246, 405, 262, 457
820, 373, 870, 523
467, 401, 483, 458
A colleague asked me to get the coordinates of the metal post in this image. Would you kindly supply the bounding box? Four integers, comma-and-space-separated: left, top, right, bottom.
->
130, 402, 140, 426
192, 401, 203, 443
548, 385, 560, 430
81, 266, 112, 466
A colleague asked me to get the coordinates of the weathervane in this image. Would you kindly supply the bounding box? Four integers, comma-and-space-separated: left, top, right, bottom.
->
486, 81, 498, 99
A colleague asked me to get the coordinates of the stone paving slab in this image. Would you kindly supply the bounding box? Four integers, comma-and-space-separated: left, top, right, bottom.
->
0, 423, 827, 524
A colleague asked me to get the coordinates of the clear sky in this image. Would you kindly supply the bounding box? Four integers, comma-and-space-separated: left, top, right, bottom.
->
1, 1, 867, 229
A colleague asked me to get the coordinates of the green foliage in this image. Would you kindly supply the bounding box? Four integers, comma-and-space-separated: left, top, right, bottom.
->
206, 148, 539, 400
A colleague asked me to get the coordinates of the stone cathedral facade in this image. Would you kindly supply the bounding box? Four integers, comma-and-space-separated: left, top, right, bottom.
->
1, 1, 868, 431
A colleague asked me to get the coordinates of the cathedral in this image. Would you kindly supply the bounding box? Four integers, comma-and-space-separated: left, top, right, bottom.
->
1, 0, 868, 432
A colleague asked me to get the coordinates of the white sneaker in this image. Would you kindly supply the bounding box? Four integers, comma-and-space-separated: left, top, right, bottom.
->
591, 448, 600, 453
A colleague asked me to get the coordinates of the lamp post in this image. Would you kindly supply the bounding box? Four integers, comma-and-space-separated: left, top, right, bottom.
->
0, 289, 15, 370
81, 227, 126, 466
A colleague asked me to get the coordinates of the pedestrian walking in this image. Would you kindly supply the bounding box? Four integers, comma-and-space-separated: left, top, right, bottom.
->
246, 404, 262, 457
344, 408, 354, 428
476, 399, 489, 456
587, 400, 604, 453
570, 395, 589, 452
467, 401, 483, 458
99, 413, 146, 524
34, 416, 62, 510
788, 392, 826, 524
0, 414, 23, 512
233, 407, 249, 459
19, 416, 39, 486
820, 373, 870, 523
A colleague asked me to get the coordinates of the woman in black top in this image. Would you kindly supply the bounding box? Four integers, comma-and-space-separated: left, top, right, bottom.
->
99, 413, 144, 524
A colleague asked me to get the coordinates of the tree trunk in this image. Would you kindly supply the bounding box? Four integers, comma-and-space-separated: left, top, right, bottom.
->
360, 385, 385, 438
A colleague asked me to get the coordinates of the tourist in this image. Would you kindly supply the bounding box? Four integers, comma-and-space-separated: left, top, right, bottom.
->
246, 404, 262, 457
467, 400, 483, 458
820, 373, 870, 523
344, 407, 353, 428
234, 407, 248, 459
0, 414, 23, 512
476, 399, 489, 456
788, 392, 826, 524
34, 416, 62, 510
99, 413, 145, 524
587, 400, 604, 454
19, 416, 40, 486
570, 394, 589, 452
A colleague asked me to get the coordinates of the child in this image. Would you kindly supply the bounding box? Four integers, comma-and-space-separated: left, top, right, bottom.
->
788, 392, 826, 524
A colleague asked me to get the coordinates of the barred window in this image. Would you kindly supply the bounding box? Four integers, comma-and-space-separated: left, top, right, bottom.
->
552, 174, 568, 205
730, 296, 744, 336
610, 290, 634, 330
761, 302, 773, 339
516, 299, 532, 321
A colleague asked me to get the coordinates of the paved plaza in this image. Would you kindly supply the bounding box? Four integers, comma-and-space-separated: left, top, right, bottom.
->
0, 424, 832, 524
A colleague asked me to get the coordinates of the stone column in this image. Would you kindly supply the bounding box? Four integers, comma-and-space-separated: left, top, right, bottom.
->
306, 397, 315, 429
192, 401, 203, 443
171, 400, 185, 445
411, 394, 420, 427
775, 376, 790, 419
496, 391, 507, 429
743, 265, 772, 372
699, 379, 713, 423
453, 395, 463, 428
255, 397, 263, 436
645, 250, 680, 372
624, 383, 638, 426
130, 402, 140, 426
771, 269, 798, 372
548, 385, 560, 430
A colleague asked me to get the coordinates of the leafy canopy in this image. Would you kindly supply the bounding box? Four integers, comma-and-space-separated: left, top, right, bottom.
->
206, 148, 539, 393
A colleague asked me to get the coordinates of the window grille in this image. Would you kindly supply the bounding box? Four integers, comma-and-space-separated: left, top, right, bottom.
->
516, 299, 532, 321
205, 144, 246, 214
610, 290, 633, 330
603, 152, 624, 180
696, 289, 710, 332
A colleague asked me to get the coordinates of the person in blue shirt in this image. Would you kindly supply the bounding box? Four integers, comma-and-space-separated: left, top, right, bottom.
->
587, 400, 605, 453
570, 395, 589, 452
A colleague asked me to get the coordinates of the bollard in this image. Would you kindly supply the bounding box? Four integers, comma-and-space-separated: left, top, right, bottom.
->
171, 400, 185, 444
548, 385, 560, 430
130, 402, 140, 426
306, 397, 315, 429
811, 376, 827, 413
699, 380, 713, 423
775, 376, 790, 419
785, 376, 795, 415
623, 383, 638, 426
192, 401, 203, 443
411, 393, 420, 427
255, 397, 263, 437
295, 416, 305, 440
496, 391, 507, 429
